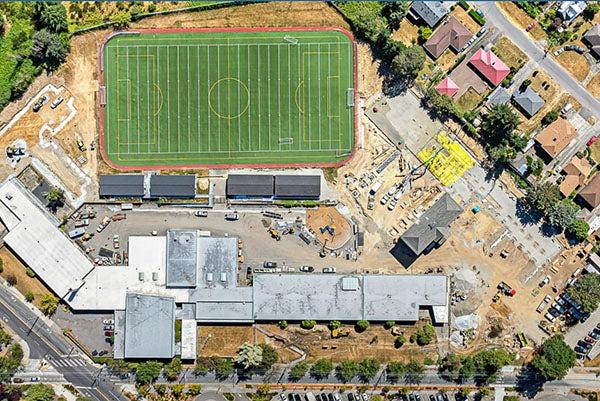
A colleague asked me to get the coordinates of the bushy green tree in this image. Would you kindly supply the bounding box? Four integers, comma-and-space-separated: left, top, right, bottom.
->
392, 46, 425, 82
329, 320, 341, 330
358, 358, 381, 381
235, 343, 263, 370
24, 383, 54, 401
311, 358, 333, 380
39, 294, 58, 316
386, 361, 405, 382
337, 360, 359, 382
289, 361, 308, 381
527, 182, 561, 215
300, 320, 316, 329
404, 360, 425, 384
355, 320, 370, 332
214, 358, 234, 379
567, 219, 589, 242
530, 335, 576, 380
568, 273, 600, 313
164, 356, 182, 381
548, 199, 578, 230
31, 29, 68, 70
278, 320, 288, 329
481, 104, 523, 162
258, 344, 278, 371
415, 323, 435, 346
394, 335, 405, 348
37, 3, 68, 32
472, 348, 513, 384
25, 291, 34, 302
188, 384, 202, 396
384, 320, 395, 329
135, 361, 162, 384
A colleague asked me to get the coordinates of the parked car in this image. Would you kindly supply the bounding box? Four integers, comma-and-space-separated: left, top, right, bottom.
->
539, 275, 550, 287
587, 136, 598, 147
194, 210, 208, 217
103, 319, 114, 325
299, 265, 314, 272
526, 22, 535, 32
225, 213, 239, 221
263, 261, 277, 269
322, 267, 336, 274
50, 96, 64, 109
477, 27, 487, 37
575, 345, 588, 354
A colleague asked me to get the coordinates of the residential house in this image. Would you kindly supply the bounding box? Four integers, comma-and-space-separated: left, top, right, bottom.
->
436, 77, 460, 97
400, 193, 463, 256
423, 16, 472, 59
560, 155, 592, 196
468, 48, 510, 87
558, 1, 587, 25
583, 25, 600, 59
487, 87, 511, 107
512, 87, 545, 118
409, 1, 450, 28
577, 174, 600, 210
534, 118, 577, 160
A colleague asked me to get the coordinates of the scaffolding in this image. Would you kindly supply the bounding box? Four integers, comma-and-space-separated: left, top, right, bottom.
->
418, 131, 475, 186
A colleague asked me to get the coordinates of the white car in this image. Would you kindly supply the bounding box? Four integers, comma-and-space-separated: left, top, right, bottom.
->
388, 200, 397, 211
380, 194, 390, 205
194, 210, 208, 217
322, 267, 336, 274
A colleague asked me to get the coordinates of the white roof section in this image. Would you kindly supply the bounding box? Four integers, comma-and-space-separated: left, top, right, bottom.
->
181, 319, 197, 360
0, 178, 93, 298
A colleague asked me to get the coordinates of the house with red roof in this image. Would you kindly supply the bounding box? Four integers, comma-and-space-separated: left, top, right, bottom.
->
436, 77, 459, 98
468, 49, 510, 87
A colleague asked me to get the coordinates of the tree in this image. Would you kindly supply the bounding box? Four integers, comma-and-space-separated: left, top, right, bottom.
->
164, 356, 182, 381
358, 358, 381, 381
235, 343, 263, 370
113, 12, 131, 29
37, 3, 68, 32
300, 320, 316, 329
547, 199, 578, 230
568, 274, 600, 313
193, 359, 212, 376
45, 186, 65, 206
278, 320, 288, 329
530, 335, 576, 380
355, 320, 370, 332
154, 385, 167, 396
258, 344, 278, 371
24, 384, 55, 401
394, 335, 406, 348
329, 320, 341, 330
542, 110, 559, 126
11, 59, 39, 98
527, 182, 562, 215
424, 88, 458, 119
384, 320, 395, 329
135, 361, 163, 384
39, 294, 58, 316
0, 328, 11, 346
415, 323, 435, 346
481, 104, 521, 146
289, 361, 309, 381
583, 3, 600, 20
472, 348, 513, 384
438, 353, 462, 382
567, 219, 589, 242
337, 360, 359, 382
382, 1, 408, 30
392, 46, 425, 82
188, 384, 202, 396
31, 29, 69, 70
386, 361, 405, 382
6, 274, 17, 286
311, 358, 333, 380
25, 291, 34, 302
404, 360, 425, 384
214, 358, 233, 379
418, 26, 432, 41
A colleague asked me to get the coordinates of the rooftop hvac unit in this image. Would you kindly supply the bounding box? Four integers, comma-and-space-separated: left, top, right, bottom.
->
138, 272, 144, 281
152, 272, 158, 281
220, 272, 227, 282
206, 272, 213, 282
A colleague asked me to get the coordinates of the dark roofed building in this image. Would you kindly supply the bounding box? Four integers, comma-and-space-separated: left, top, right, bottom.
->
99, 175, 144, 198
150, 174, 196, 198
409, 1, 449, 27
583, 25, 600, 58
400, 193, 463, 255
423, 16, 472, 59
577, 174, 600, 210
226, 175, 274, 198
274, 175, 321, 200
512, 87, 545, 118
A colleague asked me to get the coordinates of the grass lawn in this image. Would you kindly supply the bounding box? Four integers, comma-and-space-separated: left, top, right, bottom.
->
492, 36, 527, 72
498, 2, 547, 41
392, 19, 419, 46
586, 73, 600, 100
0, 247, 53, 309
590, 141, 600, 164
556, 51, 590, 82
450, 7, 479, 34
102, 29, 355, 168
456, 87, 483, 113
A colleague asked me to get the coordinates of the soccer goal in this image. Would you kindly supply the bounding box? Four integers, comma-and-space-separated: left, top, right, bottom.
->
279, 137, 294, 145
284, 35, 299, 45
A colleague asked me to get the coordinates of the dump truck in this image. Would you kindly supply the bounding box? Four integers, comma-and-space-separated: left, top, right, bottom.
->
497, 281, 516, 296
268, 228, 281, 241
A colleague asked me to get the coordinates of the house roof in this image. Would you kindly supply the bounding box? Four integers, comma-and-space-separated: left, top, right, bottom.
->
468, 49, 510, 86
579, 174, 600, 209
149, 174, 196, 198
563, 155, 592, 178
436, 77, 460, 97
584, 25, 600, 47
124, 293, 175, 359
99, 175, 144, 198
410, 1, 449, 27
534, 118, 577, 158
424, 16, 472, 59
166, 230, 198, 288
400, 193, 463, 255
558, 1, 587, 23
513, 87, 545, 118
274, 175, 321, 198
226, 174, 274, 197
487, 87, 511, 107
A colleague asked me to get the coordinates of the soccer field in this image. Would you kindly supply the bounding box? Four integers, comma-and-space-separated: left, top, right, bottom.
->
100, 28, 356, 169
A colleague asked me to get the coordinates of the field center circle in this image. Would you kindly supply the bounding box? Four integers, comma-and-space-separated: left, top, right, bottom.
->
208, 78, 250, 119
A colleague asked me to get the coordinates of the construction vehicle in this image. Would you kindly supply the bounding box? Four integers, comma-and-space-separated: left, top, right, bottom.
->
331, 328, 350, 338
497, 281, 516, 296
268, 228, 281, 241
111, 213, 126, 221
77, 138, 87, 152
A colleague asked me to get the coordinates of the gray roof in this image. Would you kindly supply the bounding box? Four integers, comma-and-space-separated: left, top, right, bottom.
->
150, 175, 196, 198
195, 287, 254, 322
274, 175, 321, 198
197, 237, 238, 288
124, 293, 175, 359
512, 87, 545, 117
99, 175, 144, 198
487, 87, 511, 107
252, 274, 448, 322
400, 193, 463, 255
410, 1, 449, 27
226, 174, 274, 197
166, 230, 198, 288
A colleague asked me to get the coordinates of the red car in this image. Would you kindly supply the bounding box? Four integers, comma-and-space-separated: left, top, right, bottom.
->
526, 22, 536, 32
587, 136, 598, 146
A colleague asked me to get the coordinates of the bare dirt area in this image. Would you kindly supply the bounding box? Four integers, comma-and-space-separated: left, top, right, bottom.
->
306, 207, 353, 250
450, 7, 479, 34
497, 2, 546, 41
519, 70, 565, 133
492, 36, 528, 72
456, 88, 483, 114
586, 73, 600, 101
356, 43, 383, 100
556, 51, 590, 82
391, 19, 418, 46
197, 325, 259, 358
262, 323, 439, 363
436, 49, 458, 73
0, 246, 54, 309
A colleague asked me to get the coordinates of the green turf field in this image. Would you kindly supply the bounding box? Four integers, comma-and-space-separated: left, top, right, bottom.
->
101, 29, 355, 168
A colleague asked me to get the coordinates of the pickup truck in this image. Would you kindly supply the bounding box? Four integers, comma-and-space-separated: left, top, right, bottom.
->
536, 294, 552, 313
